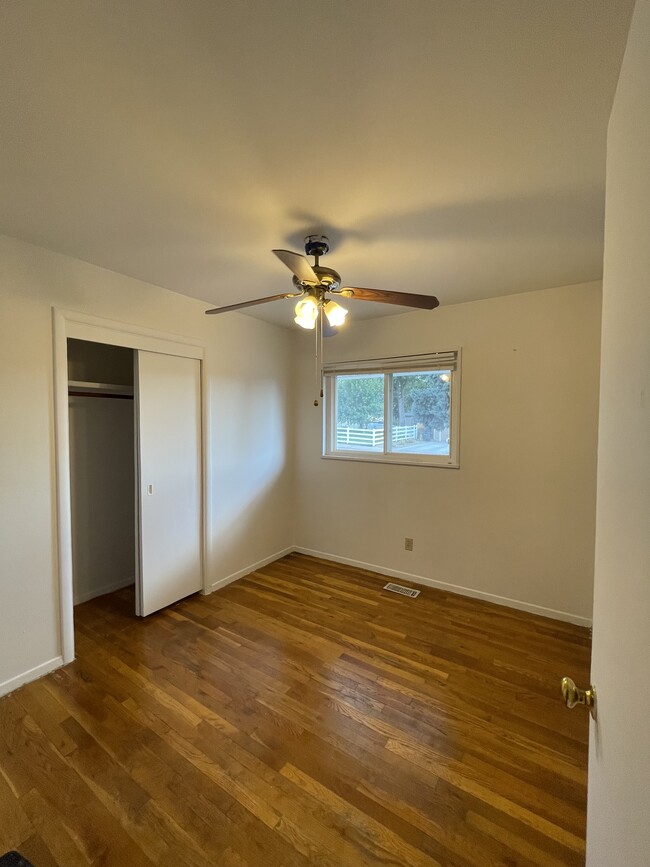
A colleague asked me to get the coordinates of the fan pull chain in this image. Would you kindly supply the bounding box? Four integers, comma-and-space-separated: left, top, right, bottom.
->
313, 310, 320, 406
319, 307, 324, 401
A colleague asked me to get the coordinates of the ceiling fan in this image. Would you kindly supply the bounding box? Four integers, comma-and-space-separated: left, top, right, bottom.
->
205, 234, 439, 332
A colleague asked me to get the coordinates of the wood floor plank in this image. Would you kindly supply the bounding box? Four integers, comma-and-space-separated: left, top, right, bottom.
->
0, 553, 591, 865
13, 831, 62, 867
19, 788, 96, 867
0, 769, 33, 854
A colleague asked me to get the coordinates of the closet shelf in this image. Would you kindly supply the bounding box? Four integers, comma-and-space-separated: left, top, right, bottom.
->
68, 380, 134, 396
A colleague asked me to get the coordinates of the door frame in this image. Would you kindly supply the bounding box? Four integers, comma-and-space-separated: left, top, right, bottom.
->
52, 308, 209, 664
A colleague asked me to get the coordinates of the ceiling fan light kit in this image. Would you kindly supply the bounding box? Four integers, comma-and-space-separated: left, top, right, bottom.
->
294, 296, 319, 329
293, 293, 348, 330
322, 299, 348, 327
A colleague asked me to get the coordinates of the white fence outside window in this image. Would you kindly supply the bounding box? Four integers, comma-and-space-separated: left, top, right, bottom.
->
336, 424, 418, 448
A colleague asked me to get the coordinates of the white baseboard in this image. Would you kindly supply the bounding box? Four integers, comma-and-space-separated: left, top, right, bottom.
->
0, 655, 64, 699
210, 547, 294, 593
293, 546, 592, 628
74, 575, 135, 605
1, 546, 589, 701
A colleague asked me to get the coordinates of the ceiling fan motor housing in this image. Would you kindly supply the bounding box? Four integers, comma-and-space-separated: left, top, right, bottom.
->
304, 234, 330, 258
292, 266, 341, 293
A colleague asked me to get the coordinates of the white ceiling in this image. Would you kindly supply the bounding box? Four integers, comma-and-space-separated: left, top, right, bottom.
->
0, 1, 633, 327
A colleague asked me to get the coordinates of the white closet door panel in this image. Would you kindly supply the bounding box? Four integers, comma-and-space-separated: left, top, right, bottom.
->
135, 351, 202, 616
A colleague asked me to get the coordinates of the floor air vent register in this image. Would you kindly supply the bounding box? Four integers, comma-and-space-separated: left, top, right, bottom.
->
383, 583, 420, 598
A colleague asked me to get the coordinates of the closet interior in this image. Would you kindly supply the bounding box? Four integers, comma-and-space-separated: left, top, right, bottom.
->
67, 338, 136, 607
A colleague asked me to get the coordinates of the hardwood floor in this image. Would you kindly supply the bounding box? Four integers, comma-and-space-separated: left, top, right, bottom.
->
0, 553, 591, 866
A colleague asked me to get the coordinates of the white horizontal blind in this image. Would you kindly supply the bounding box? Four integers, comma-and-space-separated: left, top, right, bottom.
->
323, 350, 458, 376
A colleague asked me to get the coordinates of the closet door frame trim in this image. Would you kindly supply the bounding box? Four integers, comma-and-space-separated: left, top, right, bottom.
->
52, 308, 209, 664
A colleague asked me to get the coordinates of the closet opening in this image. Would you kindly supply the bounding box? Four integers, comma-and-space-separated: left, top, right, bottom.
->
67, 338, 138, 618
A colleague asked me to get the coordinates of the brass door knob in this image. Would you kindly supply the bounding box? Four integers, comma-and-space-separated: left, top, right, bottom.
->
561, 676, 596, 719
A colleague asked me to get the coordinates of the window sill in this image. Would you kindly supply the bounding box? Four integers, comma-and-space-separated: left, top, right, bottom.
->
322, 453, 460, 469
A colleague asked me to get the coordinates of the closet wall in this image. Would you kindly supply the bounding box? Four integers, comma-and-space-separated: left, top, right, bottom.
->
68, 339, 135, 604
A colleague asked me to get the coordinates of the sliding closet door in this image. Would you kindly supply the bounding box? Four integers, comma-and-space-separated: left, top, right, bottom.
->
135, 351, 202, 616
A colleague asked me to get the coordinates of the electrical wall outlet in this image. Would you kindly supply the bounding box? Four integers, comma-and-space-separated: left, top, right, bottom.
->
404, 537, 414, 551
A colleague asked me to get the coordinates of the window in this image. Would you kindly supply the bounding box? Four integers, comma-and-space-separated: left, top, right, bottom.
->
323, 351, 461, 467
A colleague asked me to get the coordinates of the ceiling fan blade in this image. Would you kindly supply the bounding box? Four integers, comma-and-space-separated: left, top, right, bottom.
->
205, 292, 296, 314
338, 287, 439, 310
272, 249, 319, 284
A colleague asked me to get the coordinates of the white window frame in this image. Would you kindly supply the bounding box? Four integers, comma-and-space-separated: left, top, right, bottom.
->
323, 350, 461, 468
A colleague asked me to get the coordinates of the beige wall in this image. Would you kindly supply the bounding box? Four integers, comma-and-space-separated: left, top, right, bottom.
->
0, 233, 294, 694
294, 282, 602, 623
587, 2, 650, 863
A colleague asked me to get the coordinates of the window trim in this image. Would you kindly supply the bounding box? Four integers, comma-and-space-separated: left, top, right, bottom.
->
322, 350, 461, 468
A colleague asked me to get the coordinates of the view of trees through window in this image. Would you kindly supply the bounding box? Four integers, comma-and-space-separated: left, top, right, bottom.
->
335, 374, 384, 428
334, 370, 450, 455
